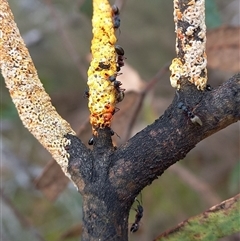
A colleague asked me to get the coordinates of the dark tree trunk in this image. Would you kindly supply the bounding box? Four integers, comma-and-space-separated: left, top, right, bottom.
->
64, 74, 240, 240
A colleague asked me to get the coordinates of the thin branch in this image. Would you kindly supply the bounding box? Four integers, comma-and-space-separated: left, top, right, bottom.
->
154, 193, 240, 241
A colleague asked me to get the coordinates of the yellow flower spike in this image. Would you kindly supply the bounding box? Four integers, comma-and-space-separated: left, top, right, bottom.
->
87, 0, 119, 134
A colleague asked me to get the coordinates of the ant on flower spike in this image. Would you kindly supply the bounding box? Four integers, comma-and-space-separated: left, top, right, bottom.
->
112, 5, 121, 30
115, 45, 125, 56
83, 88, 90, 98
130, 196, 144, 233
115, 45, 126, 72
108, 73, 125, 103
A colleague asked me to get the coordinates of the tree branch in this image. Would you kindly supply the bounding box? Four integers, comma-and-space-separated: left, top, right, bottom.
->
108, 75, 240, 198
0, 0, 88, 181
64, 74, 240, 200
154, 193, 240, 241
170, 0, 207, 90
1, 0, 239, 239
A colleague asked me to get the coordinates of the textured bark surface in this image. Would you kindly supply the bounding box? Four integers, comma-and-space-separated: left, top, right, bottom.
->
1, 0, 240, 240
64, 74, 240, 240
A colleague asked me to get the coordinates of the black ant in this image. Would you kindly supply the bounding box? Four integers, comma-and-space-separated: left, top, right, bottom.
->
177, 102, 202, 126
108, 74, 121, 85
116, 90, 125, 103
115, 45, 126, 72
108, 74, 125, 103
112, 5, 121, 30
113, 80, 125, 103
88, 137, 94, 145
206, 84, 212, 91
130, 198, 144, 233
83, 88, 90, 98
110, 128, 121, 139
108, 75, 122, 87
115, 45, 124, 56
88, 128, 119, 146
117, 55, 125, 68
98, 62, 110, 70
108, 72, 122, 81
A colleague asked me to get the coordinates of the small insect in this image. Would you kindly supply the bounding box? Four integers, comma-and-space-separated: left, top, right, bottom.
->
206, 84, 212, 91
108, 72, 122, 82
115, 45, 125, 56
112, 5, 121, 30
111, 79, 124, 103
98, 62, 110, 70
117, 55, 125, 68
113, 16, 121, 29
83, 88, 90, 98
108, 75, 116, 82
112, 5, 120, 15
109, 128, 121, 139
110, 128, 115, 136
113, 80, 122, 88
108, 74, 124, 100
116, 90, 125, 103
115, 45, 125, 64
130, 199, 144, 233
178, 102, 202, 126
115, 45, 126, 71
108, 74, 121, 85
88, 137, 94, 145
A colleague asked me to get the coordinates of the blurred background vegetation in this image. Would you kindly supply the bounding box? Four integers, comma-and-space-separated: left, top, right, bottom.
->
1, 0, 239, 240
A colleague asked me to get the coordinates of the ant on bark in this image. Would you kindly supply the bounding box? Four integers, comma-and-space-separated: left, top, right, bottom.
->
130, 196, 144, 233
176, 90, 203, 126
88, 127, 120, 145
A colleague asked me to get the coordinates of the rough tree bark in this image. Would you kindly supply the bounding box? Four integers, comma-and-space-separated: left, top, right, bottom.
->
65, 75, 240, 240
0, 0, 239, 241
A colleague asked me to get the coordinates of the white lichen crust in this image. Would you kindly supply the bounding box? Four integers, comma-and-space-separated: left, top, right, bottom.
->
170, 0, 207, 90
0, 0, 76, 175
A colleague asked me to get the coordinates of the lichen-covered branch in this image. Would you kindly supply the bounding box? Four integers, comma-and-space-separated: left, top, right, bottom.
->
0, 0, 76, 176
154, 194, 240, 241
170, 0, 207, 90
